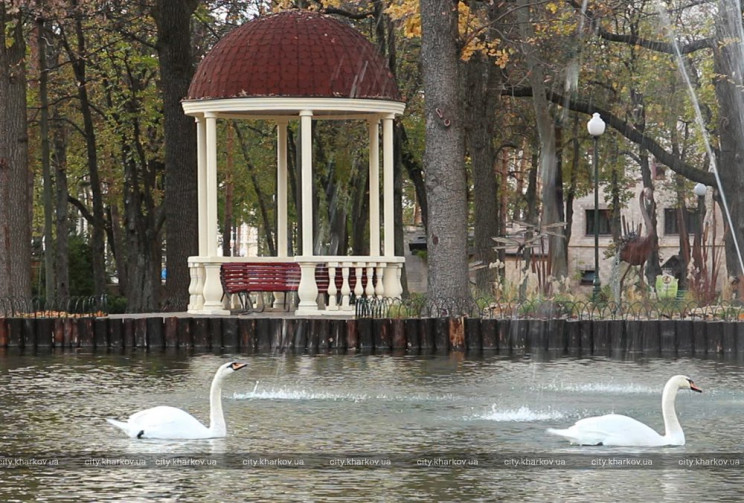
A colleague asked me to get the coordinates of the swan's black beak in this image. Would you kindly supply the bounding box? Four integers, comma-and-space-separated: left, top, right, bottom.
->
688, 379, 702, 393
230, 362, 248, 371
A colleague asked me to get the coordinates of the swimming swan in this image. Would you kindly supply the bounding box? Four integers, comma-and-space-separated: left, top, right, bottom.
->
546, 375, 702, 447
106, 361, 247, 439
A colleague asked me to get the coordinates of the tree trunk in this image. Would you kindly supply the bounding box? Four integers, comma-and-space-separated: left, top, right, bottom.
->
713, 0, 744, 281
154, 0, 199, 310
463, 52, 500, 295
420, 0, 470, 302
37, 17, 56, 304
0, 3, 32, 301
516, 0, 566, 278
68, 2, 107, 298
52, 110, 70, 302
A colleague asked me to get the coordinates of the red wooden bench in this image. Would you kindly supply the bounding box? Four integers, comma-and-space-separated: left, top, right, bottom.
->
220, 262, 299, 312
220, 262, 373, 312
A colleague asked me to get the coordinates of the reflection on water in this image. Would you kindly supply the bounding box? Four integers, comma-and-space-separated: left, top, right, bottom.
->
1, 349, 743, 502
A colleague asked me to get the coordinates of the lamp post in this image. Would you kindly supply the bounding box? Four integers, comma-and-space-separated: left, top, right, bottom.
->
694, 182, 707, 238
587, 113, 606, 301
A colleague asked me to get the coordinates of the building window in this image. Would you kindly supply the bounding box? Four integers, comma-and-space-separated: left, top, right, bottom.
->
585, 209, 612, 236
580, 270, 596, 285
664, 208, 702, 235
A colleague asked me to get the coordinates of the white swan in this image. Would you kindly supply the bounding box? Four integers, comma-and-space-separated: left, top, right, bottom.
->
106, 361, 247, 440
546, 375, 702, 447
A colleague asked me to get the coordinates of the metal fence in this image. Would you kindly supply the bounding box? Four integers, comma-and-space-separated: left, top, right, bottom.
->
2, 294, 742, 322
0, 296, 109, 318
355, 296, 744, 322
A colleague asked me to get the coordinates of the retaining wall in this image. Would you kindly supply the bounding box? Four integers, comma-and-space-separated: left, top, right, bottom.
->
0, 316, 742, 357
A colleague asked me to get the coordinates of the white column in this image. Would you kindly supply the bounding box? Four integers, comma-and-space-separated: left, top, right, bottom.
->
300, 110, 314, 257
382, 115, 402, 299
274, 120, 290, 309
368, 118, 380, 256
382, 114, 395, 257
277, 119, 288, 258
196, 116, 208, 257
296, 110, 319, 313
188, 116, 208, 313
201, 112, 228, 314
205, 112, 219, 257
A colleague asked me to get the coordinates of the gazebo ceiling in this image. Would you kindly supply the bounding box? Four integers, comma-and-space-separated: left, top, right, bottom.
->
187, 10, 402, 103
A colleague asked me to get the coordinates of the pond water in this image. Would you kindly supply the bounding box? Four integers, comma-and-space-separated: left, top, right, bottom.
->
1, 348, 743, 502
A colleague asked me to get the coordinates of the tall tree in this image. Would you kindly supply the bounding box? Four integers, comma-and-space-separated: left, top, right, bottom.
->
516, 0, 566, 278
153, 0, 199, 310
0, 2, 32, 301
463, 51, 500, 295
420, 0, 470, 301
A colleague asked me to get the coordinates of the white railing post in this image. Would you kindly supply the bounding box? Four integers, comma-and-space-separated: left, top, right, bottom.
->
375, 263, 385, 299
365, 264, 376, 298
296, 262, 320, 315
327, 262, 338, 310
341, 263, 352, 310
354, 263, 365, 300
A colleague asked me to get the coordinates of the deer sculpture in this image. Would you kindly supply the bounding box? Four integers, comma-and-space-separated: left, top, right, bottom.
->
618, 187, 657, 291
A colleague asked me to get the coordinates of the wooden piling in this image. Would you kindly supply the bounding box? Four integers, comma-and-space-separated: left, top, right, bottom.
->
109, 319, 123, 349
691, 320, 707, 356
209, 318, 223, 349
480, 319, 497, 350
659, 320, 677, 356
449, 317, 465, 352
23, 319, 37, 348
736, 323, 744, 355
592, 320, 609, 356
0, 318, 8, 347
221, 317, 239, 349
509, 319, 527, 353
676, 320, 693, 357
418, 319, 434, 352
193, 318, 210, 349
526, 320, 545, 353
546, 319, 567, 353
579, 320, 593, 354
722, 322, 736, 354
122, 319, 135, 349
374, 319, 391, 351
346, 319, 359, 350
565, 320, 580, 352
255, 319, 272, 352
625, 320, 642, 354
357, 318, 373, 351
277, 318, 294, 351
94, 318, 109, 348
293, 318, 308, 351
434, 318, 449, 353
315, 319, 331, 351
496, 319, 509, 350
135, 318, 148, 348
331, 319, 347, 351
392, 319, 406, 350
706, 321, 723, 354
178, 318, 194, 349
164, 317, 178, 348
465, 318, 481, 351
239, 318, 256, 353
641, 321, 661, 356
404, 318, 419, 352
4, 315, 744, 355
608, 320, 625, 358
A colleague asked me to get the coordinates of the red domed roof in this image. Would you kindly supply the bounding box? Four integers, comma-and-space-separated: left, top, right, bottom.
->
187, 10, 401, 102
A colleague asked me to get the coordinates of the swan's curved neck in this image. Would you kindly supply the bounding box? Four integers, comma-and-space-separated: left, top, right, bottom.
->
661, 380, 683, 443
208, 373, 227, 436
